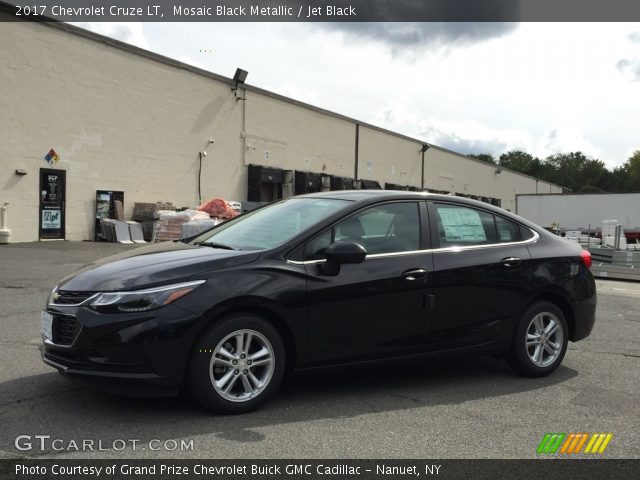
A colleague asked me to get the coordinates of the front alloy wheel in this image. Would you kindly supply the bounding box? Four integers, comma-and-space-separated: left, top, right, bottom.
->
189, 314, 285, 414
210, 329, 275, 402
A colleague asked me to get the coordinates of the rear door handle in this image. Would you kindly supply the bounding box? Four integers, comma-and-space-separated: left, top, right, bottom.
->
402, 268, 428, 281
501, 257, 522, 267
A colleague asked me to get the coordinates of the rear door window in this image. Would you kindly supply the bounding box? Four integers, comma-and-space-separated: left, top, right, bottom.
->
433, 204, 497, 247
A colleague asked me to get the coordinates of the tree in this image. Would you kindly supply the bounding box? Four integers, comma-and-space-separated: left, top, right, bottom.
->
468, 153, 496, 165
610, 163, 630, 192
610, 150, 640, 192
498, 151, 542, 177
544, 152, 611, 192
628, 150, 640, 191
469, 148, 639, 193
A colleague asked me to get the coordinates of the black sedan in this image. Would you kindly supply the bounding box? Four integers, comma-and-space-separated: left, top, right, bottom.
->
41, 191, 596, 413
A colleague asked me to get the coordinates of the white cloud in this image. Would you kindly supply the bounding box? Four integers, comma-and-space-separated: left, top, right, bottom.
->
420, 119, 533, 155
536, 127, 601, 159
372, 100, 532, 155
372, 100, 421, 129
272, 83, 320, 105
176, 55, 209, 71
71, 22, 149, 50
320, 22, 519, 51
372, 100, 603, 161
617, 58, 640, 81
65, 22, 640, 168
616, 30, 640, 81
624, 146, 640, 161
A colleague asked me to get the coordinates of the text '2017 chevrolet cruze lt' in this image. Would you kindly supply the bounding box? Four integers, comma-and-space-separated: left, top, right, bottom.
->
41, 191, 596, 413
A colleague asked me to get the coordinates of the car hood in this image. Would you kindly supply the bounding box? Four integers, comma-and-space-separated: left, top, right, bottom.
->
57, 241, 260, 292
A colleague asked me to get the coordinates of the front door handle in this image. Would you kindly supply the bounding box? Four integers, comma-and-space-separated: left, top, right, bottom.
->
402, 268, 428, 281
501, 257, 522, 267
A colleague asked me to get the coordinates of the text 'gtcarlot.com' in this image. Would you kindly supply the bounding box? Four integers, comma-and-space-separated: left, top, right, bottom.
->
14, 435, 194, 452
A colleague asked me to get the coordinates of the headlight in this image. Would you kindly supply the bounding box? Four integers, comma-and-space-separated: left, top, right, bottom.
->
46, 286, 58, 306
89, 280, 205, 313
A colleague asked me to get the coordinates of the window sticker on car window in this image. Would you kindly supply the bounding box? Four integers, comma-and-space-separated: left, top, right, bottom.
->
437, 207, 487, 242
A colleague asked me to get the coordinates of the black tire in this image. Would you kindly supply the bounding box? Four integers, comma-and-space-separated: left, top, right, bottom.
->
507, 301, 568, 377
188, 313, 285, 414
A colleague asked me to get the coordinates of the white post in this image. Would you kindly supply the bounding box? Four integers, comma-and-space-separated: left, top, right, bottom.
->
0, 202, 11, 244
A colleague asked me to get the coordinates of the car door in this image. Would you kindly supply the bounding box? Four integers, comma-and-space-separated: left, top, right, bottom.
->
425, 201, 532, 350
302, 201, 434, 364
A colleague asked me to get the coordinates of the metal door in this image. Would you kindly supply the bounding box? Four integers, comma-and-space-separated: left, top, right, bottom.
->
39, 169, 65, 239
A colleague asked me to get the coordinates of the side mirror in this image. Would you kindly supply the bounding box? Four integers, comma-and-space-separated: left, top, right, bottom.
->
325, 241, 367, 265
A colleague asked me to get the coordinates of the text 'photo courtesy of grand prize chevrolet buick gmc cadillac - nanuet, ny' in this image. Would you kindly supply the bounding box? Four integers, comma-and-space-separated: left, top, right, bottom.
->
40, 191, 596, 414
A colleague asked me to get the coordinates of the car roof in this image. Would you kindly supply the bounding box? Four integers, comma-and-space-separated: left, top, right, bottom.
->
298, 190, 547, 234
301, 189, 493, 208
301, 190, 448, 202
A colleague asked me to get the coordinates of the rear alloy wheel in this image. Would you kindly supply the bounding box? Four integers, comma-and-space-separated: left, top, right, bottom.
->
508, 302, 568, 377
189, 314, 285, 414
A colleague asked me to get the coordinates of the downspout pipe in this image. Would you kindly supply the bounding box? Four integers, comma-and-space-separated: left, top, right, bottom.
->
354, 124, 360, 181
420, 144, 430, 191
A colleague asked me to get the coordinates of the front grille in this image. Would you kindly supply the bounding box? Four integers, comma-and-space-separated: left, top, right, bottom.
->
53, 291, 96, 305
52, 315, 82, 345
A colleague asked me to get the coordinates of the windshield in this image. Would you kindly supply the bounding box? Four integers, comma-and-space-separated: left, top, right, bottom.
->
192, 197, 350, 250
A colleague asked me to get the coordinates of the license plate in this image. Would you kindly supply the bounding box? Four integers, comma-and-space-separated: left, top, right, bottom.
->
41, 311, 53, 341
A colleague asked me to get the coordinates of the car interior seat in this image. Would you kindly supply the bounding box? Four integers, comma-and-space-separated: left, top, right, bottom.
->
337, 217, 365, 244
391, 215, 419, 251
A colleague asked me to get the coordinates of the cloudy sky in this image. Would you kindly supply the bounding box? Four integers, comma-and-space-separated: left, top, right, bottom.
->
74, 22, 640, 168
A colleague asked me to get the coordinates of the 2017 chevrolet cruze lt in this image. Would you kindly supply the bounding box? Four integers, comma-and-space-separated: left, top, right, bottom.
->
41, 191, 596, 413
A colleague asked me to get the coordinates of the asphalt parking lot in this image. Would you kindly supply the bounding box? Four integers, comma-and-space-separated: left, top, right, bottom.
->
0, 241, 638, 459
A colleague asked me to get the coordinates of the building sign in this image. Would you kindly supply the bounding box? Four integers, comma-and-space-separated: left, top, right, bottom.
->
43, 174, 59, 201
42, 209, 61, 229
44, 148, 60, 167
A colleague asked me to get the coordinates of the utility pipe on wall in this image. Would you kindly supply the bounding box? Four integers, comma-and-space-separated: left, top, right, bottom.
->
354, 124, 360, 181
420, 144, 430, 191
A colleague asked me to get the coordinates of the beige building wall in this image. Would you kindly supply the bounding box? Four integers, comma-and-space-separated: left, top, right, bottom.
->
358, 127, 422, 188
0, 18, 564, 243
1, 21, 244, 242
425, 148, 562, 211
243, 90, 355, 177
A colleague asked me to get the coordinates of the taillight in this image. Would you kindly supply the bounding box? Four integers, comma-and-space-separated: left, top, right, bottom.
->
580, 249, 592, 269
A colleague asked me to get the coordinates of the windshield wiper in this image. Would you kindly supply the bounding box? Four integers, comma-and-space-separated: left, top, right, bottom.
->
195, 242, 236, 250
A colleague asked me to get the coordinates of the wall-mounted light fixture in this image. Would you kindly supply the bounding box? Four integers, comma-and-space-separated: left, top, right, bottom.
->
232, 68, 249, 90
495, 166, 502, 175
15, 169, 27, 176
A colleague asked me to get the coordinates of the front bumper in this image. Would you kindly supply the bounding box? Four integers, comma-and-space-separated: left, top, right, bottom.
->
41, 302, 202, 395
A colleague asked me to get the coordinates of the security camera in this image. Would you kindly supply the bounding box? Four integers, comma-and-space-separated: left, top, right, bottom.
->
208, 139, 215, 144
201, 151, 207, 157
